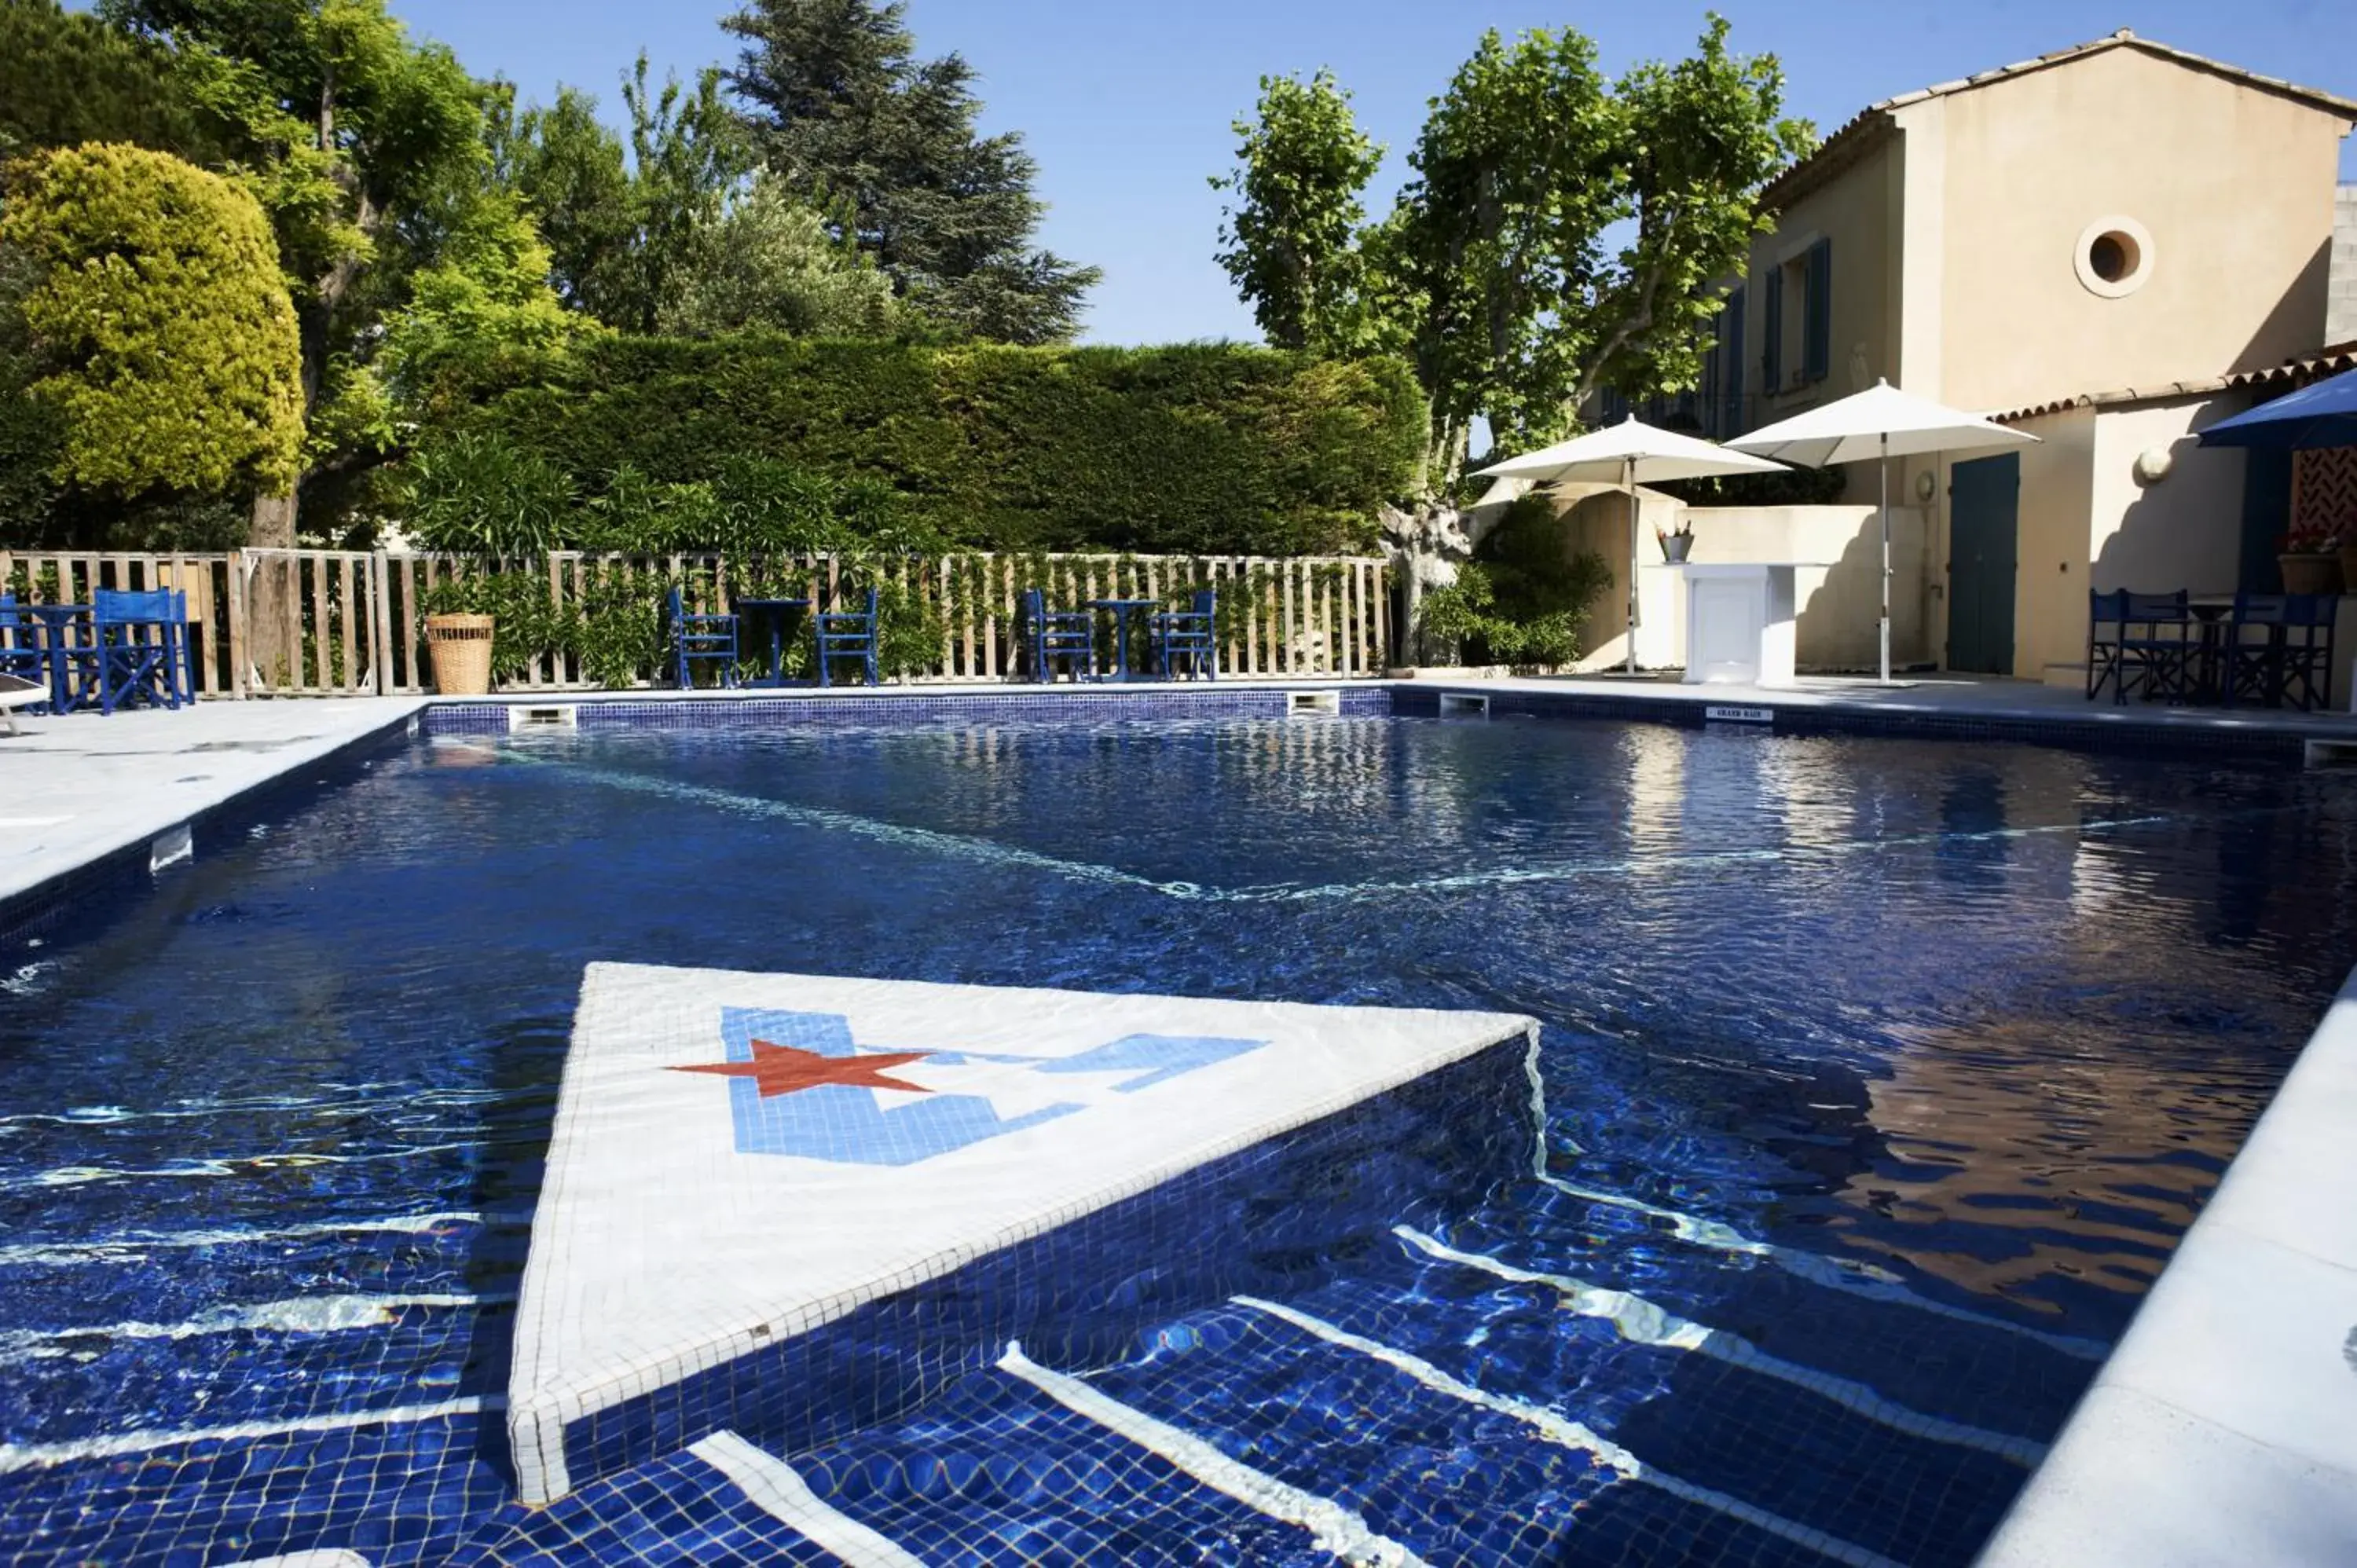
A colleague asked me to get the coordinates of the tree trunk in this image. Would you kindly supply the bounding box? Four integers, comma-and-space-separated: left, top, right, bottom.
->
246, 489, 300, 691
1380, 497, 1468, 668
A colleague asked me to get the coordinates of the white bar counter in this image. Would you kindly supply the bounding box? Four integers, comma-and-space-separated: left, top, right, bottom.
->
1679, 563, 1817, 688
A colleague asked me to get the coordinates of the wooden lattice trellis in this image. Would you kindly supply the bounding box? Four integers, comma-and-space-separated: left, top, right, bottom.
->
2290, 445, 2357, 537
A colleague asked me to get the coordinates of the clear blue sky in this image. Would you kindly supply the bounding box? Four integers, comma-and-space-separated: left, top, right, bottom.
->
379, 1, 2357, 343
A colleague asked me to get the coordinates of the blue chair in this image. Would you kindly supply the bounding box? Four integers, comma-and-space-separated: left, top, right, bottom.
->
1019, 588, 1094, 683
2085, 590, 2127, 701
92, 588, 192, 714
669, 586, 739, 690
0, 595, 43, 687
1150, 589, 1217, 680
814, 588, 880, 687
0, 595, 48, 727
2225, 592, 2337, 712
2088, 590, 2193, 705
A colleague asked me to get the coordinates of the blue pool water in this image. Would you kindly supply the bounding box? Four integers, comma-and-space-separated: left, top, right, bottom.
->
4, 713, 2355, 1565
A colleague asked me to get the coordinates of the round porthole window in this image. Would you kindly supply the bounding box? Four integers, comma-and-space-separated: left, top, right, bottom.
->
2074, 216, 2153, 299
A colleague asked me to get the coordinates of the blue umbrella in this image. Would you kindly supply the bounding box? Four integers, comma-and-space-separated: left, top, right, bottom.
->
2198, 364, 2357, 449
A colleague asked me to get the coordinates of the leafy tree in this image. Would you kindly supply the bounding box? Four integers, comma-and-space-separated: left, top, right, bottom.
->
657, 171, 895, 338
0, 143, 302, 501
101, 0, 489, 545
1212, 15, 1810, 650
1394, 17, 1810, 462
723, 0, 1098, 344
492, 57, 751, 333
379, 185, 589, 419
0, 0, 225, 162
1209, 70, 1386, 357
488, 82, 636, 321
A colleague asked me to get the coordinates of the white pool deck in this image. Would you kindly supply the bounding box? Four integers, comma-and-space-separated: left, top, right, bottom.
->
0, 697, 427, 909
7, 676, 2357, 1559
1420, 668, 2357, 740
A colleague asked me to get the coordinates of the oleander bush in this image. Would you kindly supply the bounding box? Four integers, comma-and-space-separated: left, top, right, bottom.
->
1421, 493, 1612, 666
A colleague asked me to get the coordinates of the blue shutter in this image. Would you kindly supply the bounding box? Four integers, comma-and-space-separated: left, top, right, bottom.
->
1721, 287, 1746, 434
1804, 237, 1832, 383
1762, 265, 1783, 393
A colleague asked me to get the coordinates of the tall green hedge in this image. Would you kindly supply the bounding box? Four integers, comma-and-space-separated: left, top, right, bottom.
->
440, 335, 1426, 556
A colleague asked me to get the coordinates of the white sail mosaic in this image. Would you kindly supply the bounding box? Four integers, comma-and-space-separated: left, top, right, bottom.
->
510, 962, 1536, 1502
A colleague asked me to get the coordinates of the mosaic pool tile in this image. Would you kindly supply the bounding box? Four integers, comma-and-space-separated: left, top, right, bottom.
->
790, 1357, 1335, 1565
0, 1412, 505, 1567
419, 683, 1394, 739
448, 1445, 841, 1566
510, 963, 1537, 1502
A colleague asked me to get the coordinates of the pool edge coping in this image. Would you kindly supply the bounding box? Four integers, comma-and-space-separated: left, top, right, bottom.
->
1976, 960, 2357, 1566
0, 699, 432, 947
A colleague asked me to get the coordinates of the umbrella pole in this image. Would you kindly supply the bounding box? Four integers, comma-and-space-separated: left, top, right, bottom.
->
1626, 457, 1639, 676
1879, 433, 1892, 684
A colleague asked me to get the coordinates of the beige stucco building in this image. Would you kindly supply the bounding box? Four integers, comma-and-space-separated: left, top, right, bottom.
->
1642, 31, 2357, 682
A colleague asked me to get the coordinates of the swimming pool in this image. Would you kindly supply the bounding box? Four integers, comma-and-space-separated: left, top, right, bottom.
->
4, 709, 2353, 1565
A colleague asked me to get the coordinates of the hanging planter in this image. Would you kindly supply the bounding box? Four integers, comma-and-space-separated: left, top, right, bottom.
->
423, 612, 496, 694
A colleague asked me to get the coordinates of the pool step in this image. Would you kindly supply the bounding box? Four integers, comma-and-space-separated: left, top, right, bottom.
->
449, 1374, 1335, 1568
446, 1279, 1972, 1567
1264, 1269, 2033, 1568
763, 1355, 1333, 1565
446, 1442, 844, 1566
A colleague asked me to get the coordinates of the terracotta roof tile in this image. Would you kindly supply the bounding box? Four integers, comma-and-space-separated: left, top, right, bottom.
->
1989, 341, 2357, 423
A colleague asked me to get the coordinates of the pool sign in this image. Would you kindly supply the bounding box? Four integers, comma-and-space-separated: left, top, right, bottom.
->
1704, 705, 1776, 725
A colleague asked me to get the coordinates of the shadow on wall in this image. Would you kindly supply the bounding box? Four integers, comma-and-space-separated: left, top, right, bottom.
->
2091, 402, 2250, 598
2092, 232, 2334, 600
2239, 235, 2333, 377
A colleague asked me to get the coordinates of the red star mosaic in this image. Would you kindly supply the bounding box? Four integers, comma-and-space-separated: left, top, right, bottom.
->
669, 1038, 934, 1100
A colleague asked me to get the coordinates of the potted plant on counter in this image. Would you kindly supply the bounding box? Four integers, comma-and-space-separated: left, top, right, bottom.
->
2277, 522, 2344, 596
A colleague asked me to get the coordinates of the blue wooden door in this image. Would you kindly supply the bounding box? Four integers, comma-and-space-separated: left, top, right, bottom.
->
1948, 452, 2019, 674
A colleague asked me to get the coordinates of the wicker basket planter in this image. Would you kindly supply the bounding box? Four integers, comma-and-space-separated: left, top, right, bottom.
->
423, 613, 495, 694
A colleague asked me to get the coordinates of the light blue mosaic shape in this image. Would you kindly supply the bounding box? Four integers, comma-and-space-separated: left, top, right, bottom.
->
1036, 1033, 1266, 1094
714, 1007, 1080, 1166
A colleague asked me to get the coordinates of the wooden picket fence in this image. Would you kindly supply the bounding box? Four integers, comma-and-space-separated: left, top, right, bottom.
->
1, 548, 1393, 698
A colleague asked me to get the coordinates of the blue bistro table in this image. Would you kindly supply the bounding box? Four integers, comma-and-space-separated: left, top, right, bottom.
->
24, 604, 96, 713
734, 598, 812, 687
1087, 598, 1160, 682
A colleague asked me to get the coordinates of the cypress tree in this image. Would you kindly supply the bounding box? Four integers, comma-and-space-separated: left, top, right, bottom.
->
0, 0, 225, 161
721, 0, 1099, 345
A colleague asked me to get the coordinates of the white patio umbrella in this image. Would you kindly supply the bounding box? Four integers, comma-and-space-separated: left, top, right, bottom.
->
1728, 379, 2040, 683
1474, 416, 1787, 674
